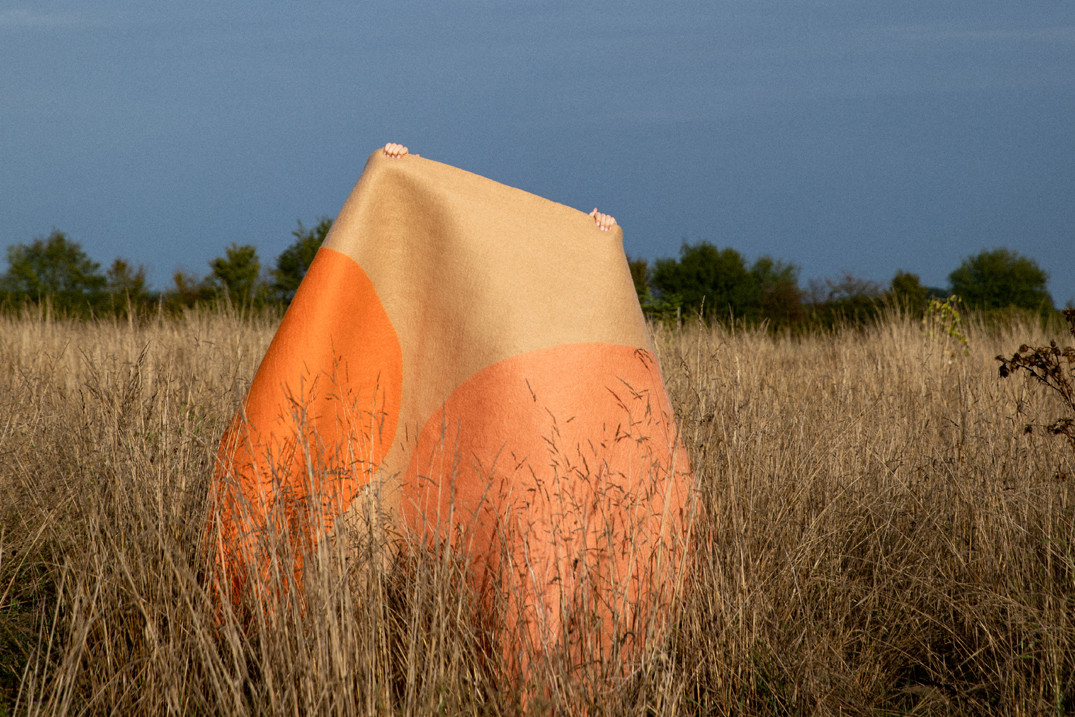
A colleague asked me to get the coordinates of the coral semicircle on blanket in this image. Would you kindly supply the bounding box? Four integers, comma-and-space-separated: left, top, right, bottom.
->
402, 342, 690, 672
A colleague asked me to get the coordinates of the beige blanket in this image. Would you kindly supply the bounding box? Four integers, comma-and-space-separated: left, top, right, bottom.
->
208, 148, 692, 672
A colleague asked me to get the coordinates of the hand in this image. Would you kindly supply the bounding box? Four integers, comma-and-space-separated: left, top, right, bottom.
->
589, 208, 617, 232
383, 142, 410, 158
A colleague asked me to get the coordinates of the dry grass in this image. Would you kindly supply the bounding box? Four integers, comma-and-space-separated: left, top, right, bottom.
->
1, 306, 1073, 715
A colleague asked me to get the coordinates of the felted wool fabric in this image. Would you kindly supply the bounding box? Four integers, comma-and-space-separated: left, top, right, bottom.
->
208, 149, 692, 669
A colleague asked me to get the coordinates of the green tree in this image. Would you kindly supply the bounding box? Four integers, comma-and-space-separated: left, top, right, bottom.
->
271, 217, 332, 303
209, 243, 263, 305
627, 255, 684, 321
0, 230, 106, 313
627, 256, 650, 300
889, 270, 929, 316
948, 248, 1053, 312
652, 242, 758, 321
751, 256, 803, 327
649, 241, 804, 325
165, 269, 211, 310
105, 258, 151, 310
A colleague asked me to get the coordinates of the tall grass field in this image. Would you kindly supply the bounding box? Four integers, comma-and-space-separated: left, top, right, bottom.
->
1, 308, 1072, 715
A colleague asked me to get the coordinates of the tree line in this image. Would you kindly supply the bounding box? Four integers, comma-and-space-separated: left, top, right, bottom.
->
0, 219, 331, 316
632, 243, 1056, 328
0, 220, 1058, 325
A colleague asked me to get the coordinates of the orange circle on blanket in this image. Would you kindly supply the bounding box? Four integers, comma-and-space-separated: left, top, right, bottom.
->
401, 343, 689, 670
216, 247, 403, 547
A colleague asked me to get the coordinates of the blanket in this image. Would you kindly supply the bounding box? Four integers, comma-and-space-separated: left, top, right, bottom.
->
208, 148, 692, 672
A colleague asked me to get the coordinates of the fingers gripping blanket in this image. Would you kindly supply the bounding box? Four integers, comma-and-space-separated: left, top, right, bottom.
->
208, 148, 692, 671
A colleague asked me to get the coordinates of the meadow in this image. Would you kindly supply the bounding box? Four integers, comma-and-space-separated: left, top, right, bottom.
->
1, 307, 1072, 715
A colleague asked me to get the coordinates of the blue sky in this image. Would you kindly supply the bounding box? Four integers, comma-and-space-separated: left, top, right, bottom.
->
3, 1, 1074, 305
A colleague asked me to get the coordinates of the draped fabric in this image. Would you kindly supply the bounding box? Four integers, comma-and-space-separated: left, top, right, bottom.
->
208, 149, 692, 671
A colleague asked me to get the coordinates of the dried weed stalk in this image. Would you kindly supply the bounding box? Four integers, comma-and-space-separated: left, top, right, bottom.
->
997, 308, 1075, 450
